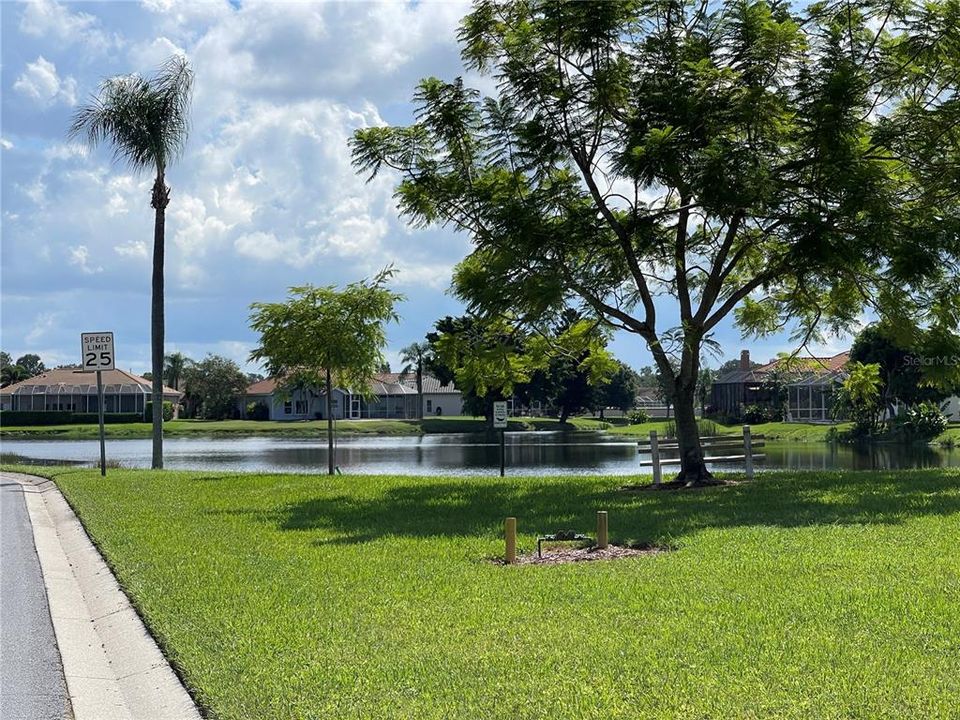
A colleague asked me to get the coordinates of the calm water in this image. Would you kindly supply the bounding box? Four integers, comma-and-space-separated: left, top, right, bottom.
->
2, 432, 957, 476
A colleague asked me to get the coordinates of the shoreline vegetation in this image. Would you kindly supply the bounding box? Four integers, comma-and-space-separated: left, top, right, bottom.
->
1, 415, 957, 445
4, 466, 958, 719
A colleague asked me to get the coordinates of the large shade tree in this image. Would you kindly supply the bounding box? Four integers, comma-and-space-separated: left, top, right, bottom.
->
353, 0, 960, 484
70, 56, 193, 469
249, 269, 402, 475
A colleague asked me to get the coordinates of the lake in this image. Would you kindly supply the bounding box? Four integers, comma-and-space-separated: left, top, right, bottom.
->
2, 432, 957, 476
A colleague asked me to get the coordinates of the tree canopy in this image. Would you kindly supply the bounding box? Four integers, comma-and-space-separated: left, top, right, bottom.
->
352, 0, 960, 482
182, 354, 248, 420
249, 269, 402, 473
249, 268, 402, 395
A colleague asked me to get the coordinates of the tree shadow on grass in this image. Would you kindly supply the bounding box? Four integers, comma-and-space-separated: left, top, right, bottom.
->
269, 470, 960, 546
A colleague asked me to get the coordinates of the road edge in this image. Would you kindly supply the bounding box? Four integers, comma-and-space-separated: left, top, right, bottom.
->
5, 472, 202, 720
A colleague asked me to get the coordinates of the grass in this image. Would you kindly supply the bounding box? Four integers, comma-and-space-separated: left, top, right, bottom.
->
608, 419, 853, 442
23, 465, 960, 719
0, 415, 610, 440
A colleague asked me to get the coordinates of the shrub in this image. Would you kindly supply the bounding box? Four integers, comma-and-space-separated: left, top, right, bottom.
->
889, 402, 949, 443
0, 411, 142, 426
145, 401, 174, 422
662, 418, 722, 438
627, 408, 650, 424
71, 413, 142, 424
1, 410, 74, 426
742, 404, 779, 424
246, 402, 270, 421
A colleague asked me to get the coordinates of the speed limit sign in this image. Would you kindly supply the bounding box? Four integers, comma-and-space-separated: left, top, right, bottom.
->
81, 332, 115, 371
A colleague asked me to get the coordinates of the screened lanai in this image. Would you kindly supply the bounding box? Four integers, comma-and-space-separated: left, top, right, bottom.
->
786, 374, 843, 423
1, 367, 181, 417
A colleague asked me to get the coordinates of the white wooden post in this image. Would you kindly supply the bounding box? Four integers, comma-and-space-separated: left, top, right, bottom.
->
743, 425, 754, 480
650, 430, 662, 486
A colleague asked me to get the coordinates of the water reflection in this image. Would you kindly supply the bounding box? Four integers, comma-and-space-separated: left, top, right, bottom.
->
1, 432, 956, 476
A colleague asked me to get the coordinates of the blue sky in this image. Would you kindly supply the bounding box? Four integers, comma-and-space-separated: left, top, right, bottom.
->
1, 0, 851, 376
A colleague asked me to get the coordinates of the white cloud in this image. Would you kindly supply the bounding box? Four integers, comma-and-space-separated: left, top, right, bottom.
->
42, 143, 88, 161
67, 245, 103, 274
25, 312, 59, 345
0, 138, 13, 150
114, 241, 149, 259
234, 231, 301, 263
13, 56, 77, 106
128, 36, 187, 70
22, 179, 47, 206
19, 0, 115, 52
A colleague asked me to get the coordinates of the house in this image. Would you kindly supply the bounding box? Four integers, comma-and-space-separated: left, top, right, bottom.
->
0, 367, 181, 417
710, 350, 849, 422
943, 395, 960, 422
240, 372, 462, 421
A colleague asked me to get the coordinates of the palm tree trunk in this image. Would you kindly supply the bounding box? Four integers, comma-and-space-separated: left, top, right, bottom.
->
150, 171, 170, 470
326, 368, 335, 475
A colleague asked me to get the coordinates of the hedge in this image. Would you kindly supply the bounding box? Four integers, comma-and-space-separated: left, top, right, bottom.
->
72, 413, 143, 424
145, 401, 175, 422
0, 411, 143, 426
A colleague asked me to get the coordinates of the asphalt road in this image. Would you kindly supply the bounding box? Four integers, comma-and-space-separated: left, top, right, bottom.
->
0, 479, 70, 720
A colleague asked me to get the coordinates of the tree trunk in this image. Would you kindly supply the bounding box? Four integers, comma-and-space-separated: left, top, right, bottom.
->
326, 368, 335, 475
150, 172, 169, 470
558, 405, 570, 424
672, 381, 716, 485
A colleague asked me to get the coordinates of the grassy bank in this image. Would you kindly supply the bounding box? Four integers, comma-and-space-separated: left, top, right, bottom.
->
0, 415, 609, 440
24, 466, 960, 719
608, 419, 853, 442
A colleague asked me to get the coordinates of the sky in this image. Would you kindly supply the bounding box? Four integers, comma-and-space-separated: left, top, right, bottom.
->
0, 0, 852, 377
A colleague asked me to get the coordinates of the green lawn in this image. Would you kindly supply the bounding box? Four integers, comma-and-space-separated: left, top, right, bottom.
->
0, 415, 609, 439
27, 466, 960, 719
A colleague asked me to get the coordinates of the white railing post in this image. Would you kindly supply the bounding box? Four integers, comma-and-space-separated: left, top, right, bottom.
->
650, 430, 662, 486
743, 425, 754, 480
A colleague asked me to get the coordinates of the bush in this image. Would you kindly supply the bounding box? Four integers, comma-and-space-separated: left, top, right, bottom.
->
889, 402, 948, 443
1, 410, 74, 426
627, 408, 650, 424
663, 418, 722, 438
145, 401, 174, 422
246, 402, 270, 421
743, 404, 779, 424
0, 411, 142, 426
71, 413, 142, 424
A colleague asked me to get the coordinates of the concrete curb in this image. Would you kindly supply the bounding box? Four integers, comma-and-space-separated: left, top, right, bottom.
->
5, 472, 202, 720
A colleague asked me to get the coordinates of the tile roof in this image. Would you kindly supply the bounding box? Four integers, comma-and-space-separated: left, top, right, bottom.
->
244, 377, 279, 395
0, 366, 181, 396
244, 373, 460, 397
714, 351, 850, 385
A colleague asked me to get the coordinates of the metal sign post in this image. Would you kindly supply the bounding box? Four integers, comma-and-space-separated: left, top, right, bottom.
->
493, 400, 508, 477
81, 332, 115, 477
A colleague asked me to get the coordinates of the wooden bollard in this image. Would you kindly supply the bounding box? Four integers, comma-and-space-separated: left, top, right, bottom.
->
505, 517, 517, 564
597, 511, 608, 549
743, 425, 754, 481
650, 430, 662, 486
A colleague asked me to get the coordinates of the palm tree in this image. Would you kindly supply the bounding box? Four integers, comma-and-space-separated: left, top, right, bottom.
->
70, 56, 193, 469
163, 351, 191, 391
399, 342, 431, 420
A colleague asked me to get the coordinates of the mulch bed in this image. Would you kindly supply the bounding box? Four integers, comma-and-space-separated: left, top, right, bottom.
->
494, 543, 670, 566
